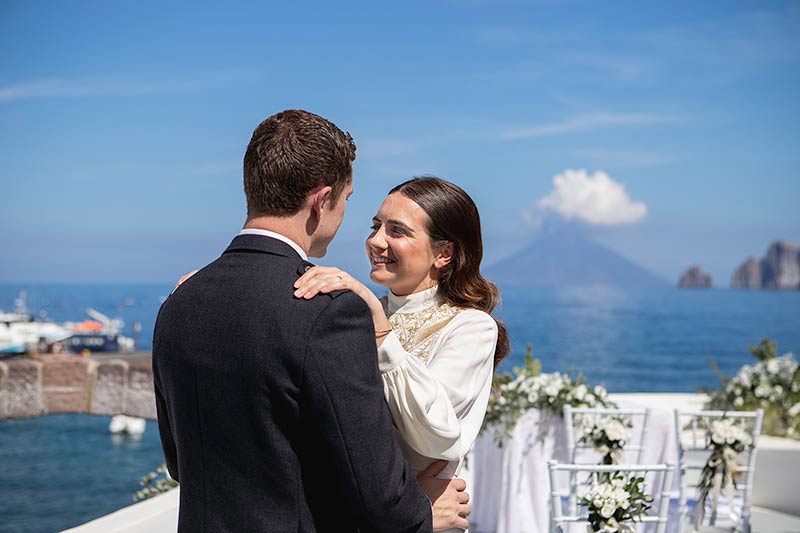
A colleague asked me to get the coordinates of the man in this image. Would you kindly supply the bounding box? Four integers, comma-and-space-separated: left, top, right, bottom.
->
153, 109, 470, 532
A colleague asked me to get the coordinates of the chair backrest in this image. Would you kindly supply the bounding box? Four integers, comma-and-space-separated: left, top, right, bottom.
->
548, 461, 674, 533
564, 406, 651, 465
673, 409, 764, 533
563, 406, 652, 517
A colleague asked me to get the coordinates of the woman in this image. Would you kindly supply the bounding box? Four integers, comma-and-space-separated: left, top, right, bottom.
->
294, 176, 509, 491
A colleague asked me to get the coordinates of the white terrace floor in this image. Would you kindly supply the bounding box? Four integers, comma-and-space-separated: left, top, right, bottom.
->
62, 491, 800, 533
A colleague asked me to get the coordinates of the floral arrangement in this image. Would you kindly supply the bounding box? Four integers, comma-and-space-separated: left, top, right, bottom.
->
694, 417, 753, 528
578, 472, 653, 533
579, 415, 633, 464
705, 338, 799, 440
133, 463, 179, 501
482, 345, 615, 446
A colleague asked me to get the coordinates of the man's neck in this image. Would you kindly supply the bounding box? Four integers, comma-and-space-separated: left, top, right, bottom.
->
243, 215, 311, 256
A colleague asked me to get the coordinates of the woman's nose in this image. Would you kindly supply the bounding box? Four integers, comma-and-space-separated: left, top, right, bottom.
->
367, 228, 387, 250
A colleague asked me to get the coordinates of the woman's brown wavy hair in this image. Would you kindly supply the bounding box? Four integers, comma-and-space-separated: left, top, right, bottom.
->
389, 176, 510, 369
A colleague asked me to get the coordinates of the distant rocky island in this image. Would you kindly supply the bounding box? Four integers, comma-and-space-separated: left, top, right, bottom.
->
486, 229, 668, 289
732, 241, 800, 290
678, 266, 712, 289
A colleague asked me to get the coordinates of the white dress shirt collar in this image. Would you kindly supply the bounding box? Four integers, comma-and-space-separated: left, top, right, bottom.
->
238, 229, 308, 261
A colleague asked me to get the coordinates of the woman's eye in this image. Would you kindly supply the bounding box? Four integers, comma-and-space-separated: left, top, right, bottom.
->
390, 227, 406, 235
369, 224, 380, 231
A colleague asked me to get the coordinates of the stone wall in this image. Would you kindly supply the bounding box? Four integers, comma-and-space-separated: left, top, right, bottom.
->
0, 354, 156, 421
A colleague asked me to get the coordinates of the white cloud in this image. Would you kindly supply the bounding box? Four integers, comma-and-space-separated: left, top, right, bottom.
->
0, 73, 256, 103
500, 112, 682, 140
537, 168, 646, 225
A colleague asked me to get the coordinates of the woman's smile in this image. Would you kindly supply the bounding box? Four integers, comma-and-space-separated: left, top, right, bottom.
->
371, 255, 396, 267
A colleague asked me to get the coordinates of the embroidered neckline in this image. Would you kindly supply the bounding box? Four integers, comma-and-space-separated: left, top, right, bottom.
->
383, 287, 461, 362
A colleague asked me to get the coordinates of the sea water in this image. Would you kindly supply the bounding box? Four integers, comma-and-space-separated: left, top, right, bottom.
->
0, 283, 798, 532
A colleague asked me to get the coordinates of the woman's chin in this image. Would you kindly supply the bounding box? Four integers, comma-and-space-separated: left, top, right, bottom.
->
369, 271, 391, 287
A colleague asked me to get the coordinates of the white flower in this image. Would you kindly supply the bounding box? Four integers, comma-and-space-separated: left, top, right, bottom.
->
737, 366, 753, 387
767, 359, 780, 375
600, 503, 616, 519
603, 418, 629, 442
544, 381, 561, 398
611, 486, 629, 499
574, 384, 588, 401
733, 397, 743, 407
787, 403, 800, 418
604, 517, 621, 532
710, 419, 752, 448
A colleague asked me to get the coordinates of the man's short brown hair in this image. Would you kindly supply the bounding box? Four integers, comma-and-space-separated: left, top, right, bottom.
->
243, 110, 356, 217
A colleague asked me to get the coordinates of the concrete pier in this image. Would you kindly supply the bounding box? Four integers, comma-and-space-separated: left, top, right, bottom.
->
0, 352, 155, 421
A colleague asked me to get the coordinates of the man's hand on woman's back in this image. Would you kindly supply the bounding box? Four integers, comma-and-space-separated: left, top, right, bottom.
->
416, 460, 471, 531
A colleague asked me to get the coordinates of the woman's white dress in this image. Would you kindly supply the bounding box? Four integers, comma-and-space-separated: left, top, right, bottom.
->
379, 286, 498, 482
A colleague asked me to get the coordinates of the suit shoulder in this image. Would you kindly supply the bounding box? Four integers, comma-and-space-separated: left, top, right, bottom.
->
302, 291, 371, 332
321, 289, 369, 312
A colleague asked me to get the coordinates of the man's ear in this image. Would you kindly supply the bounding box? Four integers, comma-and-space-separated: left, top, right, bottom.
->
434, 242, 455, 270
309, 185, 334, 217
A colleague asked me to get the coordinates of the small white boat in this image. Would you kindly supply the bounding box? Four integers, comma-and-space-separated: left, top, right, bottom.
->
108, 415, 146, 435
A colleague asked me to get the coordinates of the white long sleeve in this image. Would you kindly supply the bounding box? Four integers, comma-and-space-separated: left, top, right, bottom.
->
378, 307, 497, 476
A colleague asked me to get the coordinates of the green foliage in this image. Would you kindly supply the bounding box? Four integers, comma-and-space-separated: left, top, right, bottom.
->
133, 463, 179, 501
493, 344, 540, 388
704, 338, 800, 440
482, 344, 615, 446
750, 338, 777, 362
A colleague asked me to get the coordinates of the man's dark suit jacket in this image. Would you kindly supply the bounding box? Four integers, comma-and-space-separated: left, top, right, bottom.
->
153, 234, 432, 532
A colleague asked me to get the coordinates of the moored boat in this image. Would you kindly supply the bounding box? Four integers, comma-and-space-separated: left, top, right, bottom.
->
63, 308, 135, 354
0, 292, 72, 354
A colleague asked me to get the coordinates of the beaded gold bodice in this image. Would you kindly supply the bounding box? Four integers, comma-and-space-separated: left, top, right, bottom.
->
382, 287, 461, 362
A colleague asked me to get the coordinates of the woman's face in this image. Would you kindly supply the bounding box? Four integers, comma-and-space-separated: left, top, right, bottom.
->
366, 193, 447, 296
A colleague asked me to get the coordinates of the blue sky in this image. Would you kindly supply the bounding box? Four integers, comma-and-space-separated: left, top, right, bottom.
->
1, 0, 798, 285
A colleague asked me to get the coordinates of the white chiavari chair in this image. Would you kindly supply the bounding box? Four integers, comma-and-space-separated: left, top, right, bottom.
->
563, 406, 651, 515
674, 409, 763, 533
548, 461, 674, 533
